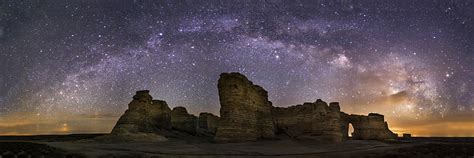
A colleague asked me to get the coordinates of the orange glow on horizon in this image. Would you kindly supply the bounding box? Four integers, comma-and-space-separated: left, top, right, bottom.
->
0, 112, 472, 137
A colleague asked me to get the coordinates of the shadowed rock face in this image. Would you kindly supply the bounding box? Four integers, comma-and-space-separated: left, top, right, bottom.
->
215, 72, 275, 142
273, 100, 343, 142
340, 112, 350, 139
273, 102, 316, 138
171, 107, 198, 135
198, 113, 220, 135
151, 100, 173, 129
323, 102, 343, 142
111, 91, 206, 137
111, 90, 171, 135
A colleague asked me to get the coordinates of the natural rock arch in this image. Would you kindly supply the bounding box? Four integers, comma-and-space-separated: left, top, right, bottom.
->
109, 72, 399, 143
340, 113, 397, 140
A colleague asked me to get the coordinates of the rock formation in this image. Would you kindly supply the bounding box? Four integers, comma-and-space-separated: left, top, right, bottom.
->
273, 102, 316, 138
198, 113, 220, 135
171, 106, 198, 135
215, 72, 396, 142
322, 102, 344, 142
110, 72, 399, 143
110, 90, 211, 139
215, 72, 275, 142
151, 100, 173, 129
111, 90, 172, 135
340, 113, 397, 140
273, 100, 343, 142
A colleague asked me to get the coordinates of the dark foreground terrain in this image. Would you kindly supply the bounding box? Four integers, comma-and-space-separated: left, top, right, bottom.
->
0, 134, 473, 158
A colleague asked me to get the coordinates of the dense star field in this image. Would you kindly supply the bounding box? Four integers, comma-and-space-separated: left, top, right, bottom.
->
0, 1, 473, 136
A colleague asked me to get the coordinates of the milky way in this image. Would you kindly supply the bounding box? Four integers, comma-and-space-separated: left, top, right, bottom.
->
0, 1, 473, 136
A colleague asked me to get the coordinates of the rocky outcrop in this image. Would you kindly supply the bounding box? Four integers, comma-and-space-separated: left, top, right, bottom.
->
151, 100, 173, 129
322, 102, 343, 142
215, 72, 275, 142
110, 72, 400, 143
273, 100, 343, 142
198, 113, 220, 135
214, 72, 396, 142
340, 112, 351, 139
111, 90, 171, 135
273, 102, 315, 138
342, 113, 397, 140
171, 107, 198, 135
110, 90, 216, 138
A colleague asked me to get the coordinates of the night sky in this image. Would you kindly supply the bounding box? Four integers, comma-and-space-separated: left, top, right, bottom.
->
0, 1, 473, 136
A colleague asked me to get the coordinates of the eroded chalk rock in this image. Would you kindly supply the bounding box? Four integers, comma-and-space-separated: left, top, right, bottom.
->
109, 73, 399, 143
171, 106, 198, 135
215, 72, 275, 142
111, 90, 172, 135
273, 99, 343, 142
273, 102, 315, 138
198, 112, 220, 135
345, 113, 397, 140
340, 112, 351, 139
322, 102, 343, 142
151, 100, 173, 129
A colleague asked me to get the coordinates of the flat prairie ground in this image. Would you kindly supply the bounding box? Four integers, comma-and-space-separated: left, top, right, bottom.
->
0, 134, 473, 158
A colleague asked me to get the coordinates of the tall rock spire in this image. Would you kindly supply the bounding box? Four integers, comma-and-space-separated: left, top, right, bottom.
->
215, 72, 275, 142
